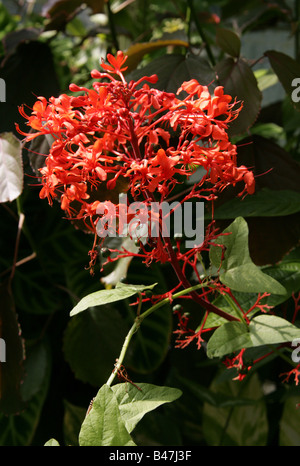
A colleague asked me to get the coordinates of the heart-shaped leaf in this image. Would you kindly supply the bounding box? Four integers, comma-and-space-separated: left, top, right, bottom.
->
209, 217, 286, 294
265, 50, 300, 110
111, 382, 182, 433
63, 306, 129, 387
79, 384, 136, 446
207, 314, 300, 358
216, 27, 241, 57
128, 53, 216, 94
216, 57, 262, 135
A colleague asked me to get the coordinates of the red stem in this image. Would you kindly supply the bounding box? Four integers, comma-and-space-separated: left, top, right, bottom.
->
126, 100, 241, 323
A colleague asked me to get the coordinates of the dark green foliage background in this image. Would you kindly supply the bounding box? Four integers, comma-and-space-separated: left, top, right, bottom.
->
1, 0, 300, 446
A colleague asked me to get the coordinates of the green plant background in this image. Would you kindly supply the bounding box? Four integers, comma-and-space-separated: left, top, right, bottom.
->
1, 0, 300, 446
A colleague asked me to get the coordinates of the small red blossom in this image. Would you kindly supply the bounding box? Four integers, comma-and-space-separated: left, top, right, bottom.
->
100, 51, 128, 74
223, 349, 252, 381
280, 365, 300, 386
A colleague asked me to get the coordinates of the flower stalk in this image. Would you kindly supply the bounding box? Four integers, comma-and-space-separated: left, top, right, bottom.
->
106, 282, 216, 387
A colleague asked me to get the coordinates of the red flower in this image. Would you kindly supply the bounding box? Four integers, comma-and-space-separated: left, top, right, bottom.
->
223, 349, 252, 381
100, 51, 128, 75
18, 51, 253, 272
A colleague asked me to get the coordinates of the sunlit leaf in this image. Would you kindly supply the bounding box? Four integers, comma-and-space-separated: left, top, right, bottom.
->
111, 382, 182, 433
44, 438, 60, 446
128, 53, 216, 94
207, 315, 300, 358
209, 217, 286, 294
124, 263, 172, 374
254, 68, 278, 92
70, 282, 157, 316
63, 400, 86, 446
0, 132, 23, 203
79, 384, 136, 446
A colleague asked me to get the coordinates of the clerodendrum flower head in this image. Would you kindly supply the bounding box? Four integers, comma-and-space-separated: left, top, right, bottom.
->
18, 51, 254, 271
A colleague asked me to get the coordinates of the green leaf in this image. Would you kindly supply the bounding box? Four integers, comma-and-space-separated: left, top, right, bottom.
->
125, 40, 189, 73
128, 53, 215, 95
207, 314, 300, 358
63, 306, 129, 387
63, 401, 86, 446
202, 372, 268, 445
254, 68, 278, 92
12, 264, 60, 315
261, 260, 300, 306
250, 315, 300, 347
223, 135, 300, 265
111, 383, 182, 433
70, 282, 157, 316
215, 57, 262, 135
0, 132, 23, 203
279, 396, 300, 446
213, 189, 300, 219
204, 255, 300, 330
207, 321, 251, 358
216, 27, 241, 57
44, 438, 60, 446
265, 50, 300, 110
0, 341, 51, 445
250, 123, 285, 142
0, 280, 26, 415
173, 373, 255, 408
124, 263, 172, 374
79, 384, 136, 446
209, 217, 286, 294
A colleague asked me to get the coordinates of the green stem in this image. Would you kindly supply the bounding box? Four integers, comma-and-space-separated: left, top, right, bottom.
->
220, 292, 249, 327
106, 282, 209, 386
186, 4, 192, 43
295, 0, 300, 60
16, 196, 36, 254
187, 0, 216, 67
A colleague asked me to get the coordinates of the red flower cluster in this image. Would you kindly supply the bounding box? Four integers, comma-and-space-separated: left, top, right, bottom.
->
17, 50, 266, 381
19, 50, 253, 222
18, 50, 255, 277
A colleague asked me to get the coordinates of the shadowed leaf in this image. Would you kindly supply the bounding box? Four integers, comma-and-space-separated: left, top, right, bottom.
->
0, 280, 26, 415
216, 57, 262, 135
216, 27, 241, 57
265, 50, 300, 110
